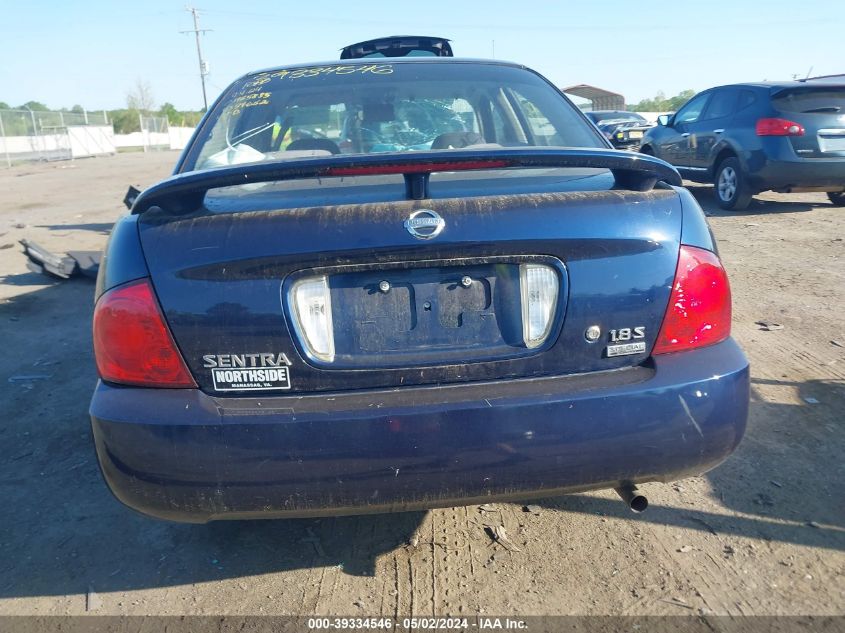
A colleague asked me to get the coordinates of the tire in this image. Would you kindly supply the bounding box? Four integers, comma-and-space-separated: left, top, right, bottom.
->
639, 145, 654, 156
714, 157, 753, 210
828, 191, 845, 206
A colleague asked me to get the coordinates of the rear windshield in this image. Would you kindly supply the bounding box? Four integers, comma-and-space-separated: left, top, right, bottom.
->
771, 87, 845, 113
186, 62, 604, 172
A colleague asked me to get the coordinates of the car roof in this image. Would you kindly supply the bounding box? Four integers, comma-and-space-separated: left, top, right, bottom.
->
804, 74, 845, 84
241, 57, 527, 80
709, 80, 845, 92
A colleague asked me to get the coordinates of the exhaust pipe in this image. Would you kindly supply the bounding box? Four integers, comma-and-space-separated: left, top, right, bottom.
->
614, 484, 648, 513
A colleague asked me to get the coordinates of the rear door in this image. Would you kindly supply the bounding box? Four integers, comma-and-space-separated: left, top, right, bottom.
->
770, 86, 845, 158
687, 88, 738, 170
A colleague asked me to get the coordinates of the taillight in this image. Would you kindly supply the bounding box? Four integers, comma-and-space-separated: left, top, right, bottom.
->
653, 246, 731, 355
755, 118, 805, 136
93, 279, 195, 387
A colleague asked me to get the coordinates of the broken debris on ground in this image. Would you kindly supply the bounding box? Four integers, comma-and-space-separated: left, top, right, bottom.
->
20, 239, 100, 280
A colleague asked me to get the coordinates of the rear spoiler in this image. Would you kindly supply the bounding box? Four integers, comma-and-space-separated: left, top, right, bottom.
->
130, 148, 681, 215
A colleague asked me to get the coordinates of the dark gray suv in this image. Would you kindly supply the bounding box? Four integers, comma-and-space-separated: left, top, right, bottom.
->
640, 82, 845, 210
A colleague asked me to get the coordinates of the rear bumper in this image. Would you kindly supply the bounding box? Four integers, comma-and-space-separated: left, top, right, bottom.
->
90, 339, 749, 523
744, 148, 845, 191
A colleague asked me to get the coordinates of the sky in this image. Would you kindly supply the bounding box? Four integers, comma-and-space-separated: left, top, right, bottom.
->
0, 0, 842, 112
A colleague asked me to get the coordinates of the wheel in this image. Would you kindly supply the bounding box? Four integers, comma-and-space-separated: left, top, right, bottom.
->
828, 191, 845, 206
714, 157, 753, 210
639, 145, 654, 156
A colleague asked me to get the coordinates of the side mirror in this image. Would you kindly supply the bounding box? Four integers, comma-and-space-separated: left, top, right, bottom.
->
657, 114, 671, 127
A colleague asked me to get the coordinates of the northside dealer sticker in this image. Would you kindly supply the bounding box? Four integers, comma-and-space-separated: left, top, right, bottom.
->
203, 353, 293, 392
211, 367, 291, 391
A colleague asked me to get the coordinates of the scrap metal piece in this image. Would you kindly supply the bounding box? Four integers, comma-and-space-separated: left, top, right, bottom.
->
20, 239, 77, 278
124, 185, 142, 210
66, 250, 101, 279
20, 240, 101, 280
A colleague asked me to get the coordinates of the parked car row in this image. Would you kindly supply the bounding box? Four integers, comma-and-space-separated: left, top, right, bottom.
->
584, 111, 654, 150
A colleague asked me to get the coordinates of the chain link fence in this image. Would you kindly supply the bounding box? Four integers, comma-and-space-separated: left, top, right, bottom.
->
0, 108, 112, 166
139, 116, 170, 152
0, 109, 197, 166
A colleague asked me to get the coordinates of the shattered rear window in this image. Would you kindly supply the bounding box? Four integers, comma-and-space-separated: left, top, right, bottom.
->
186, 62, 604, 172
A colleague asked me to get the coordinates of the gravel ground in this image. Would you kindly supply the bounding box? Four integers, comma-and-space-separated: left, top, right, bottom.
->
0, 153, 842, 617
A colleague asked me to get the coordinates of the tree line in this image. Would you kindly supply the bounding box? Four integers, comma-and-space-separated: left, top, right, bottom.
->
1, 80, 204, 135
627, 89, 696, 113
0, 100, 204, 135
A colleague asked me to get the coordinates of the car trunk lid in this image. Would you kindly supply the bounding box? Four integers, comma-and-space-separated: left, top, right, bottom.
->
133, 149, 684, 395
770, 85, 845, 157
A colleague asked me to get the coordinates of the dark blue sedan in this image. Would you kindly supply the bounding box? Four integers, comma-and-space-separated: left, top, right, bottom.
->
90, 59, 748, 522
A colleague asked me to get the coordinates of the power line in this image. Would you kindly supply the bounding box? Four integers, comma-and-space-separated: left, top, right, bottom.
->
180, 6, 211, 111
197, 9, 832, 32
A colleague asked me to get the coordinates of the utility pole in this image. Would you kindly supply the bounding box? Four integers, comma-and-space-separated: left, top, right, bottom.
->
181, 6, 211, 111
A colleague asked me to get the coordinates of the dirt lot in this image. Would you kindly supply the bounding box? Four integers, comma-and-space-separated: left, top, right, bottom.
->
0, 153, 843, 617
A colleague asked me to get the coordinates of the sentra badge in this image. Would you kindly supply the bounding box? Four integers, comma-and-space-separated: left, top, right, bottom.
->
203, 353, 292, 391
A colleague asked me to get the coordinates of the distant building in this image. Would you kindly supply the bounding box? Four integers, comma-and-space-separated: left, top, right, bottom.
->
562, 85, 626, 111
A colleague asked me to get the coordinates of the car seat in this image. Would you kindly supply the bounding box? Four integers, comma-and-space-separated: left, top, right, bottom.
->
430, 132, 486, 149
